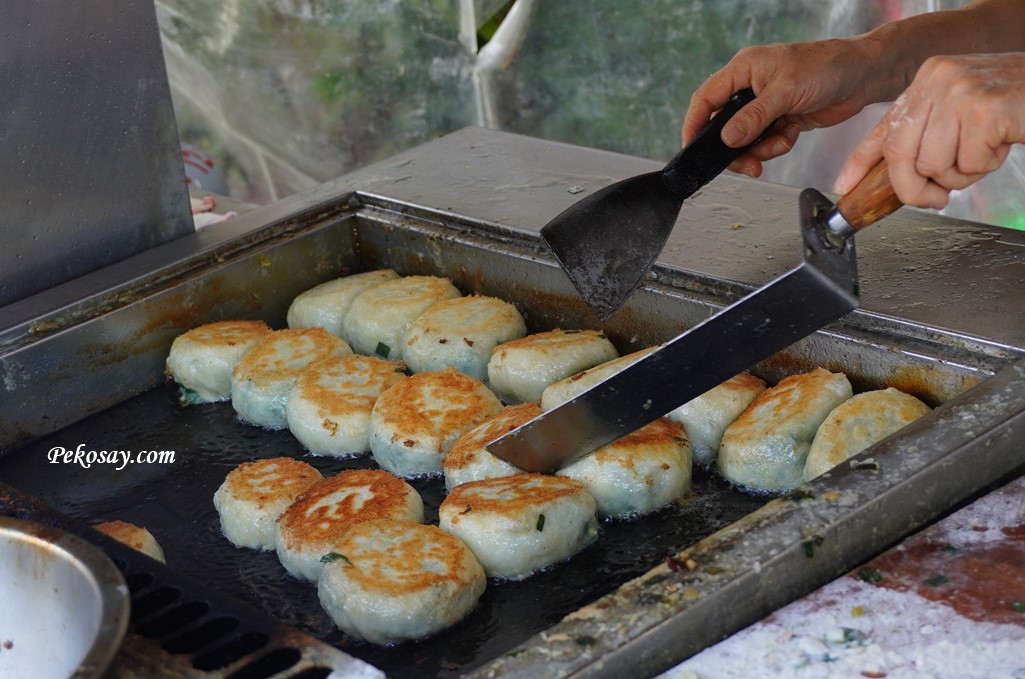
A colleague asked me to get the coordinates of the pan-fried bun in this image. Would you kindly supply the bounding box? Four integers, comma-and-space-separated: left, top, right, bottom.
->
439, 474, 597, 580
231, 328, 352, 430
286, 269, 399, 337
442, 403, 537, 491
803, 388, 931, 481
213, 457, 323, 550
719, 368, 853, 494
540, 347, 656, 411
488, 329, 619, 404
343, 275, 461, 359
402, 295, 526, 381
286, 355, 408, 457
275, 469, 424, 582
318, 520, 485, 645
667, 372, 766, 467
557, 417, 692, 518
94, 520, 166, 563
165, 320, 273, 403
369, 368, 503, 477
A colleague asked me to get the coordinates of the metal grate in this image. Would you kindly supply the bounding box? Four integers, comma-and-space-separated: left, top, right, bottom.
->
0, 480, 380, 679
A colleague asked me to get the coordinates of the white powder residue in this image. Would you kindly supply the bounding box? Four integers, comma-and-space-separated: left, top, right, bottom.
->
658, 476, 1025, 679
926, 476, 1025, 547
661, 577, 1025, 679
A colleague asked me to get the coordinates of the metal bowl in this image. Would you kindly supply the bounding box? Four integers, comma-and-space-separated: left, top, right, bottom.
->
0, 517, 129, 678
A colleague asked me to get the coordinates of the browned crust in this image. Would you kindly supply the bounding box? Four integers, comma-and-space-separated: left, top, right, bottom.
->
561, 347, 656, 384
442, 403, 541, 472
735, 367, 842, 426
93, 520, 154, 552
372, 368, 502, 442
724, 371, 768, 393
591, 417, 687, 469
174, 320, 272, 349
221, 457, 322, 508
353, 275, 458, 307
277, 469, 419, 549
404, 295, 522, 346
440, 473, 587, 522
330, 520, 480, 594
293, 355, 407, 420
233, 328, 349, 382
490, 328, 608, 358
174, 320, 274, 352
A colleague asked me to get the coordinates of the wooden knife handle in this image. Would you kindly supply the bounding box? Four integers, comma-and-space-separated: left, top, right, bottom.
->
836, 158, 903, 231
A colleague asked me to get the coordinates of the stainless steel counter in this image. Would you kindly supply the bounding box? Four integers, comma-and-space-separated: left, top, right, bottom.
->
318, 126, 1025, 352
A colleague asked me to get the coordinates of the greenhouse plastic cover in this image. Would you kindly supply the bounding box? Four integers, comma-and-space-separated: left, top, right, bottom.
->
156, 0, 1023, 229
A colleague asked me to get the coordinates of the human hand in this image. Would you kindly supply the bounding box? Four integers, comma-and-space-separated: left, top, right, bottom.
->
835, 53, 1025, 209
682, 38, 882, 177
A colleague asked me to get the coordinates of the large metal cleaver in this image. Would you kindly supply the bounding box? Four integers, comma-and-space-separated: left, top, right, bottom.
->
488, 160, 902, 473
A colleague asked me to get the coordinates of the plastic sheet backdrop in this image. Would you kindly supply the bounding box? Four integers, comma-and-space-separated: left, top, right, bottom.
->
154, 0, 1020, 231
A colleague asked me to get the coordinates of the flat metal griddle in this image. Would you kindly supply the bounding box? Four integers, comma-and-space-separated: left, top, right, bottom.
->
0, 383, 764, 678
2, 129, 1024, 678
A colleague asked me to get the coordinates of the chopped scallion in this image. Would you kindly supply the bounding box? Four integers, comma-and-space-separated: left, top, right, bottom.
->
857, 567, 884, 584
320, 552, 352, 566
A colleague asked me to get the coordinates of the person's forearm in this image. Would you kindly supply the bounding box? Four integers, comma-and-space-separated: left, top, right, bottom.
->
855, 0, 1025, 103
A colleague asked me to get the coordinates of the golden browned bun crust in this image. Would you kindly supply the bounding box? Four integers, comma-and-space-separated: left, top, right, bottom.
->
165, 320, 274, 402
588, 416, 687, 468
94, 520, 166, 563
369, 368, 503, 476
730, 371, 768, 392
213, 457, 324, 550
275, 469, 425, 582
174, 320, 272, 350
441, 473, 588, 521
556, 417, 691, 518
295, 355, 407, 422
220, 457, 323, 508
374, 369, 501, 446
438, 473, 597, 579
277, 469, 423, 551
718, 367, 852, 493
803, 387, 931, 480
286, 354, 409, 457
317, 520, 485, 644
442, 402, 540, 473
232, 327, 351, 383
333, 520, 480, 596
751, 369, 827, 415
231, 327, 353, 429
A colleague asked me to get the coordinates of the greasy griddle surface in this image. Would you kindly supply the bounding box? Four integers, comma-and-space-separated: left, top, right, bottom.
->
0, 383, 765, 678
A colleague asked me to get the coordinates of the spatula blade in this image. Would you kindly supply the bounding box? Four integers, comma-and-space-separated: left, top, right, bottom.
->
541, 171, 682, 320
540, 88, 767, 320
488, 190, 859, 473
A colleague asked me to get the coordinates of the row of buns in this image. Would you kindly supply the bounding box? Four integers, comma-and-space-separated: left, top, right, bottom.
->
163, 268, 932, 645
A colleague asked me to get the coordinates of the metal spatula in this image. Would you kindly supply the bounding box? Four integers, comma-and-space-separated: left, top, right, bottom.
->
489, 159, 902, 473
542, 88, 771, 320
